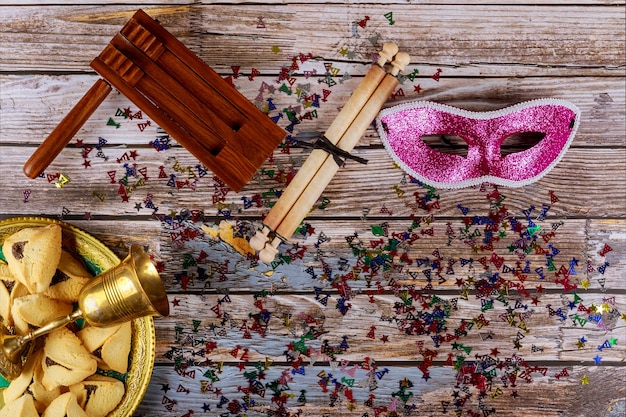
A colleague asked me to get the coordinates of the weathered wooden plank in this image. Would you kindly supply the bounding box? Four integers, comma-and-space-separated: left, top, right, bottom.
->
0, 217, 619, 292
7, 0, 625, 5
217, 0, 625, 3
7, 0, 192, 4
133, 364, 625, 417
0, 2, 624, 417
1, 146, 624, 218
1, 215, 617, 291
153, 218, 625, 291
196, 4, 626, 75
151, 292, 625, 362
1, 75, 624, 147
0, 5, 623, 76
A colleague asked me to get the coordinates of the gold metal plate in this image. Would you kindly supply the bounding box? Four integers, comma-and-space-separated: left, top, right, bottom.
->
0, 216, 156, 416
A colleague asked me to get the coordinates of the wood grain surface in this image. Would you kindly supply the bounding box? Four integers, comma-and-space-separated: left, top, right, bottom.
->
1, 2, 624, 417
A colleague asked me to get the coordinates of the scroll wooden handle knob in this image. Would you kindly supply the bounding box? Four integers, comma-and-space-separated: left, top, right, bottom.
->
23, 78, 112, 179
377, 43, 399, 67
249, 229, 270, 251
258, 240, 279, 264
389, 52, 411, 76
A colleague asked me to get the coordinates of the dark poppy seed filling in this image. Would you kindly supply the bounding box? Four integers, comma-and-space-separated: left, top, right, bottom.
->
85, 384, 98, 402
92, 346, 103, 359
1, 279, 15, 292
12, 241, 27, 260
45, 357, 70, 370
50, 269, 71, 285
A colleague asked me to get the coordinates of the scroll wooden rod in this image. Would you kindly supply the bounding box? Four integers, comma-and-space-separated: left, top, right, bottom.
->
249, 43, 399, 253
256, 51, 411, 263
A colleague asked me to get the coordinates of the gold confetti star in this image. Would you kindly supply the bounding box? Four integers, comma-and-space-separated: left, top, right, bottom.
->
580, 279, 590, 289
581, 375, 590, 385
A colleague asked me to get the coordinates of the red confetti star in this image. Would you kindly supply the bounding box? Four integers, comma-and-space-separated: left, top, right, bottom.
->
83, 159, 91, 168
490, 348, 499, 357
172, 298, 180, 307
413, 84, 422, 94
380, 335, 389, 343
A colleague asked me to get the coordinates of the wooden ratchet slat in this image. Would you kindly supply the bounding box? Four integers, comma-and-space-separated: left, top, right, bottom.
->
90, 56, 220, 170
110, 33, 229, 154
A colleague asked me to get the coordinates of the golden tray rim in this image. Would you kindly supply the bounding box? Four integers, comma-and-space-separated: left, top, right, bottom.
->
0, 216, 156, 417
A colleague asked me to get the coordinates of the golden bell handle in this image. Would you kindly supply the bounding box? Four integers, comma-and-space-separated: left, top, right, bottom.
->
1, 310, 83, 364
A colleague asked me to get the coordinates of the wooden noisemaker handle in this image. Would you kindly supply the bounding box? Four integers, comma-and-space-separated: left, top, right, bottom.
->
257, 53, 411, 263
23, 78, 112, 179
250, 44, 398, 251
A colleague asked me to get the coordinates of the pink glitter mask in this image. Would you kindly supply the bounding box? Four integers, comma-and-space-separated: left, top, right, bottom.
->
376, 99, 580, 188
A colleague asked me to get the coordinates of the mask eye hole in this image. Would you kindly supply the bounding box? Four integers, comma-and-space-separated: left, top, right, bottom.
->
501, 132, 546, 156
420, 134, 468, 158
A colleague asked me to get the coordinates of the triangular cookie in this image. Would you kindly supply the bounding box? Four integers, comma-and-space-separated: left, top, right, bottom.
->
0, 393, 38, 417
2, 224, 62, 294
70, 375, 124, 417
41, 327, 97, 391
41, 392, 87, 417
101, 321, 132, 373
44, 250, 92, 303
12, 293, 73, 334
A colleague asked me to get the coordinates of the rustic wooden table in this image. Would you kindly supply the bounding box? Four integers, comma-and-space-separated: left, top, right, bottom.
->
1, 2, 625, 417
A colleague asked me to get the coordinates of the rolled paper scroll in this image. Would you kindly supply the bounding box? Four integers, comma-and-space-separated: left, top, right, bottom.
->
257, 52, 411, 263
249, 43, 399, 252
